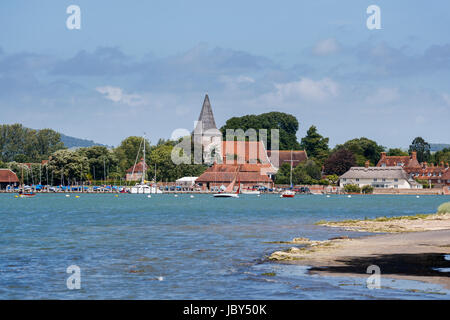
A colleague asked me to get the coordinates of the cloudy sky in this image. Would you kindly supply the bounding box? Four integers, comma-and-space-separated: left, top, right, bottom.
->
0, 0, 449, 148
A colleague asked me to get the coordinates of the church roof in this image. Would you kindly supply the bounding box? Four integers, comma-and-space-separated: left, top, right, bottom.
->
194, 94, 217, 133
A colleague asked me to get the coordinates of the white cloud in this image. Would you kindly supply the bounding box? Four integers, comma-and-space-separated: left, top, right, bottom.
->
96, 86, 145, 106
312, 38, 340, 56
274, 77, 339, 102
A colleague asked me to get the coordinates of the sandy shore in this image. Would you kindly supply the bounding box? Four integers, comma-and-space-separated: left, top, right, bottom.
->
316, 213, 450, 233
269, 215, 450, 289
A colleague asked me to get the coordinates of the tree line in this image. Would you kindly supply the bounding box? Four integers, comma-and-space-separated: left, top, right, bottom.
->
1, 118, 448, 186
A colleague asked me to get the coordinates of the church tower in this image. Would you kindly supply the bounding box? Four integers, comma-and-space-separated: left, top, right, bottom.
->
193, 94, 222, 163
194, 94, 217, 134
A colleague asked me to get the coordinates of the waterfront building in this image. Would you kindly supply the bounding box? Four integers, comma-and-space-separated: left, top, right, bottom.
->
193, 94, 308, 190
267, 150, 308, 169
339, 162, 422, 189
377, 151, 449, 186
176, 177, 198, 187
125, 158, 147, 182
0, 169, 19, 190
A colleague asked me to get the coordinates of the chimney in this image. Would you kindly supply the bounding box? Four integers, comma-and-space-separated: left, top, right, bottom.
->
411, 151, 417, 160
440, 161, 444, 168
380, 152, 386, 159
365, 160, 370, 168
423, 162, 428, 169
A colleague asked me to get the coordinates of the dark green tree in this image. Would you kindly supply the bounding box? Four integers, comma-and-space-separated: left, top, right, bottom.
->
335, 137, 385, 166
387, 148, 409, 156
114, 136, 151, 173
323, 149, 356, 176
432, 148, 450, 165
77, 146, 119, 181
409, 137, 431, 163
220, 112, 301, 150
300, 126, 329, 163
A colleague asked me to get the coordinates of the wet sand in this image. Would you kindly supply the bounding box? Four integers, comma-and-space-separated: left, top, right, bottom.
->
270, 230, 450, 289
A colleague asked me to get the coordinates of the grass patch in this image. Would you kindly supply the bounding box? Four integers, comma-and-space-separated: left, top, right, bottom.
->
316, 213, 442, 225
438, 202, 450, 214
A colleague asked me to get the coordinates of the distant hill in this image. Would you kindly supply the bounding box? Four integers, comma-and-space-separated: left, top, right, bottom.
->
430, 143, 450, 152
59, 133, 111, 149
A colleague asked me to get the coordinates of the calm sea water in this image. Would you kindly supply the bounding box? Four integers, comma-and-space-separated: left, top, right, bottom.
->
0, 193, 449, 299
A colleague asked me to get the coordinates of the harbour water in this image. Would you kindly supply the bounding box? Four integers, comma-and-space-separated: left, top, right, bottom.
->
0, 193, 449, 299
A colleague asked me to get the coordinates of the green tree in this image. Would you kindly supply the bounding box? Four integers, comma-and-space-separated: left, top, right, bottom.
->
344, 184, 361, 193
149, 142, 206, 182
431, 148, 450, 165
220, 112, 301, 150
335, 137, 385, 166
47, 149, 89, 185
409, 137, 431, 163
323, 149, 356, 176
387, 148, 408, 156
300, 126, 329, 163
35, 129, 66, 160
78, 146, 119, 181
114, 136, 151, 173
0, 124, 65, 162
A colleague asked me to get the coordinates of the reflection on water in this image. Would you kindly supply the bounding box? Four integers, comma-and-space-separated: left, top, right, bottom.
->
0, 193, 448, 299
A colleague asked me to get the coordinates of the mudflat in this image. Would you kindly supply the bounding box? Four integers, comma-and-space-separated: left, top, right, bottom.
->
270, 229, 450, 289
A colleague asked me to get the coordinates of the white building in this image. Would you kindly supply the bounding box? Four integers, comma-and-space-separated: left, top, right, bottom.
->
339, 166, 422, 189
176, 177, 198, 187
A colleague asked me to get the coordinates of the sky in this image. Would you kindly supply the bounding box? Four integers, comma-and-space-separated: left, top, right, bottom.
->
0, 0, 449, 148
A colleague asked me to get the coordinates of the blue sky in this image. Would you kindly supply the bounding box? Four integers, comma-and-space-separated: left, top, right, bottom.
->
0, 0, 449, 148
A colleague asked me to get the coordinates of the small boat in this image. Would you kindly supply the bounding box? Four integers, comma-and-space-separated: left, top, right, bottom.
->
280, 150, 295, 198
18, 191, 36, 198
280, 190, 295, 198
214, 175, 240, 198
240, 189, 261, 195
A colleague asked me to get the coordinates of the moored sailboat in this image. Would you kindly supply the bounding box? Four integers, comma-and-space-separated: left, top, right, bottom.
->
280, 150, 296, 198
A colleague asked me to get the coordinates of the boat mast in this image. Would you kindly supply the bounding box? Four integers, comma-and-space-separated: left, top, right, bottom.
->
142, 134, 146, 185
290, 150, 293, 189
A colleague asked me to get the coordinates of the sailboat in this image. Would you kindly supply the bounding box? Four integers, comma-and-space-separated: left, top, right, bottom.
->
129, 135, 162, 194
18, 165, 36, 198
280, 150, 295, 198
213, 173, 240, 198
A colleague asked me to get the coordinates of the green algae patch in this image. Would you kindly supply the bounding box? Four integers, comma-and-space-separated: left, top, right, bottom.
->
438, 202, 450, 214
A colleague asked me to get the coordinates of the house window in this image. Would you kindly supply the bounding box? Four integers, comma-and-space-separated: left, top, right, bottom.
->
356, 178, 359, 182
394, 185, 398, 188
394, 178, 398, 182
373, 178, 378, 182
343, 178, 347, 182
382, 178, 386, 182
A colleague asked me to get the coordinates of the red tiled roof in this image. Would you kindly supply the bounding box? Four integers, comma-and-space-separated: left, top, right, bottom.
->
196, 163, 273, 183
0, 169, 19, 183
376, 152, 421, 168
220, 140, 270, 164
266, 150, 308, 168
126, 159, 147, 173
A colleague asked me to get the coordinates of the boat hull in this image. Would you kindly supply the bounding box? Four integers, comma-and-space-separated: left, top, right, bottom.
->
213, 193, 239, 198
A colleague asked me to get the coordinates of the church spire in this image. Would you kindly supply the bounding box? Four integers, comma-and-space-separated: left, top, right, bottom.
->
194, 94, 217, 133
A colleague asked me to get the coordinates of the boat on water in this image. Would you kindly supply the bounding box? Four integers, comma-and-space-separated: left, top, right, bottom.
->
240, 189, 261, 195
280, 190, 295, 198
280, 150, 296, 198
18, 190, 36, 198
213, 174, 240, 198
128, 134, 163, 195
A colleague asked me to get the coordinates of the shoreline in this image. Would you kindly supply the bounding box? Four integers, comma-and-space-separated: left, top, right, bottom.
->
269, 214, 450, 290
